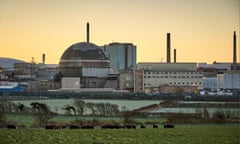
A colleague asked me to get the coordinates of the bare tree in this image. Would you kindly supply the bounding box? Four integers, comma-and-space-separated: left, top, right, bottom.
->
30, 102, 53, 126
112, 104, 120, 116
0, 103, 6, 124
86, 102, 97, 116
74, 99, 85, 115
95, 103, 106, 116
17, 103, 25, 114
62, 105, 76, 115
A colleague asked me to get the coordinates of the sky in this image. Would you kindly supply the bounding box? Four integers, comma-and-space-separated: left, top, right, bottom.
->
0, 0, 239, 64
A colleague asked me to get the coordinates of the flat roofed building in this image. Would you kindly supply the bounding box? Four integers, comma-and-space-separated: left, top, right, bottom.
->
137, 63, 202, 93
103, 42, 136, 71
138, 63, 197, 72
217, 72, 240, 90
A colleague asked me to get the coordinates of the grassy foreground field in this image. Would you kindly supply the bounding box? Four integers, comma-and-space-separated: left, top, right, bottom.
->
0, 125, 239, 144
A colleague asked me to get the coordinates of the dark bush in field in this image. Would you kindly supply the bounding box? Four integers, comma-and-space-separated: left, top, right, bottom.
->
7, 124, 16, 129
69, 125, 80, 129
153, 124, 158, 128
101, 124, 124, 129
81, 125, 94, 129
164, 124, 174, 128
125, 124, 136, 129
45, 125, 55, 129
140, 124, 146, 128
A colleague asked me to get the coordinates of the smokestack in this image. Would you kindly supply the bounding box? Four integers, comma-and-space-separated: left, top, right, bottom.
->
42, 53, 45, 64
233, 31, 237, 64
174, 49, 176, 63
167, 33, 171, 63
86, 22, 90, 43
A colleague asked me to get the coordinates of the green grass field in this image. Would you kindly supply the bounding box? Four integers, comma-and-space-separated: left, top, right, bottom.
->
0, 125, 239, 144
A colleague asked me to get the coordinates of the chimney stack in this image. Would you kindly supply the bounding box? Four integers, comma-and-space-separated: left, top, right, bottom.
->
166, 33, 171, 63
42, 53, 45, 64
174, 49, 176, 63
86, 22, 90, 43
233, 31, 237, 64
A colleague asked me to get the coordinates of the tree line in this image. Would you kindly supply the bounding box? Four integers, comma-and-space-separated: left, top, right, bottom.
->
63, 99, 120, 116
0, 99, 121, 126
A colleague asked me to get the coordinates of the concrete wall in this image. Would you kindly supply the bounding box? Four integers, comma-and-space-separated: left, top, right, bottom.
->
61, 77, 80, 90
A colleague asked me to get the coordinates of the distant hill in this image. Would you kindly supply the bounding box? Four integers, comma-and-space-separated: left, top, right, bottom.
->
0, 57, 26, 69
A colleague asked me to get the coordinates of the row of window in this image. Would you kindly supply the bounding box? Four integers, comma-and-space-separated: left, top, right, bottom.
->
144, 82, 202, 86
144, 76, 203, 79
144, 72, 202, 75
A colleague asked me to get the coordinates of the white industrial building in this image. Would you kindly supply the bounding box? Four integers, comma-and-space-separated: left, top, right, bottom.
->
143, 71, 203, 88
137, 63, 203, 92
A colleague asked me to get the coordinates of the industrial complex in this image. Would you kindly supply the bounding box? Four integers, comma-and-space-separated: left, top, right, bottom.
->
0, 23, 239, 96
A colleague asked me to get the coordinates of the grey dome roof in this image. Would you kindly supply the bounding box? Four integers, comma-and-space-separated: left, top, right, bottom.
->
61, 42, 108, 60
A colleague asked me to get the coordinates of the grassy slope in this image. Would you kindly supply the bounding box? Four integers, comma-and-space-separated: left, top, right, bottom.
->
0, 125, 239, 144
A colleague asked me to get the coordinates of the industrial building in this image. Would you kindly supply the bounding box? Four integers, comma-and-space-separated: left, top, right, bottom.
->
59, 23, 117, 91
0, 81, 23, 92
135, 33, 203, 94
136, 63, 203, 93
0, 26, 238, 96
217, 72, 240, 90
102, 42, 137, 71
202, 77, 218, 90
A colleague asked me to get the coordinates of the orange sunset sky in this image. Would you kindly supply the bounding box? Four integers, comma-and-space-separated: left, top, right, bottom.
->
0, 0, 239, 64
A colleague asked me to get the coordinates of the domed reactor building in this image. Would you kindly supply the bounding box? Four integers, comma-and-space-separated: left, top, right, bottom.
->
59, 23, 115, 91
